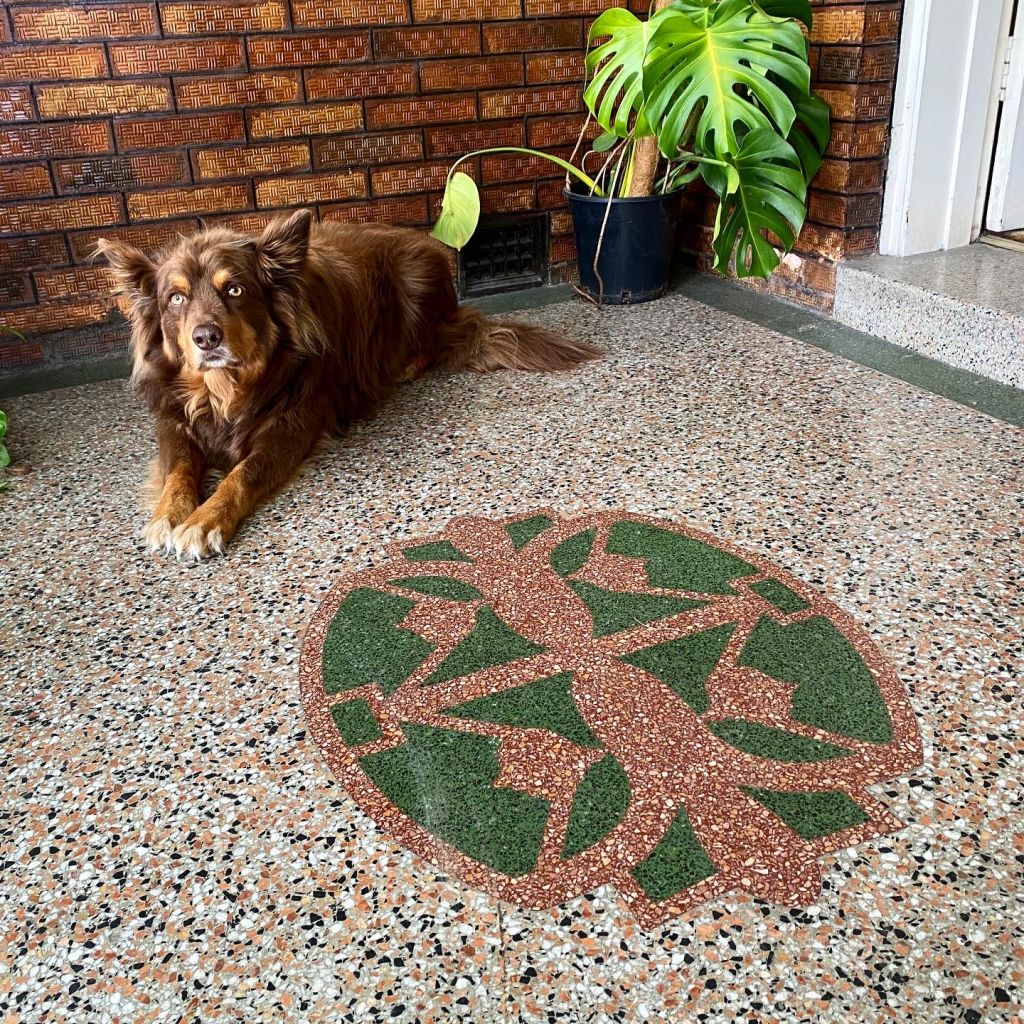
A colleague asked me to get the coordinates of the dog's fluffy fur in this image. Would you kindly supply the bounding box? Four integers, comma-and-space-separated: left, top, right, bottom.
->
98, 209, 600, 559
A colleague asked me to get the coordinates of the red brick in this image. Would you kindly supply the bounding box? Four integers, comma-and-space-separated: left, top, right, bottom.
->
813, 157, 883, 194
1, 300, 112, 338
795, 222, 877, 261
549, 233, 575, 263
815, 45, 862, 82
478, 183, 534, 214
537, 177, 568, 209
370, 161, 452, 196
810, 7, 865, 44
550, 209, 572, 235
526, 52, 585, 84
481, 146, 573, 184
160, 0, 287, 35
1, 120, 112, 161
195, 142, 310, 180
0, 274, 33, 306
11, 4, 158, 41
69, 219, 198, 262
33, 265, 113, 301
481, 85, 579, 119
0, 162, 53, 200
127, 183, 250, 221
248, 102, 363, 138
420, 56, 522, 93
314, 130, 423, 168
816, 82, 892, 122
0, 339, 46, 369
483, 19, 581, 53
425, 118, 521, 157
0, 87, 35, 123
292, 0, 407, 27
374, 25, 480, 59
55, 153, 189, 194
321, 195, 429, 225
247, 31, 370, 67
0, 234, 69, 273
0, 194, 123, 235
0, 45, 108, 84
366, 94, 476, 130
861, 44, 898, 82
305, 63, 417, 101
807, 189, 882, 228
864, 4, 900, 42
205, 211, 282, 234
413, 0, 517, 23
526, 0, 603, 13
110, 39, 244, 75
0, 16, 8, 43
255, 170, 365, 207
36, 81, 173, 119
175, 72, 301, 109
825, 120, 887, 159
116, 112, 245, 150
527, 113, 599, 148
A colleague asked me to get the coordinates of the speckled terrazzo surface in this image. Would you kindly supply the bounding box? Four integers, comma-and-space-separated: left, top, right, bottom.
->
3, 292, 1023, 1023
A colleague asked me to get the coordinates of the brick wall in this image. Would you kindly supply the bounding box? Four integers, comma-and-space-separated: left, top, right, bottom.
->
678, 0, 902, 311
0, 0, 902, 370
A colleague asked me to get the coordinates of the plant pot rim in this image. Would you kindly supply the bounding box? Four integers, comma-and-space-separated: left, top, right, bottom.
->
563, 186, 684, 205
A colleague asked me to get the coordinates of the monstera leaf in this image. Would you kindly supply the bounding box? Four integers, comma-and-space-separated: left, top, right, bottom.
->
708, 128, 807, 277
585, 8, 663, 138
301, 511, 923, 929
644, 0, 810, 157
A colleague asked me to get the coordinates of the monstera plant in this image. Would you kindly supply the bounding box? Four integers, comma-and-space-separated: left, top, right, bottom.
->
432, 0, 829, 294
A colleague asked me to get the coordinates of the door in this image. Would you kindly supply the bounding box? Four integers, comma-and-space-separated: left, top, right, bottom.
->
987, 1, 1024, 232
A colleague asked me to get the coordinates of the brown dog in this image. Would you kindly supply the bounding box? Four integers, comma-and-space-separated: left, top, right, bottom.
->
98, 210, 600, 559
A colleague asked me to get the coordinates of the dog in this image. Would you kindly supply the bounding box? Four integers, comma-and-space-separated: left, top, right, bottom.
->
97, 209, 601, 560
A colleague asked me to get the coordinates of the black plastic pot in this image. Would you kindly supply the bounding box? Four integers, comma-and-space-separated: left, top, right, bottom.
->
565, 186, 679, 305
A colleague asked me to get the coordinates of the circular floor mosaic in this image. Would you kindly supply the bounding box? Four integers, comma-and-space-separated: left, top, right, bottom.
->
300, 511, 923, 928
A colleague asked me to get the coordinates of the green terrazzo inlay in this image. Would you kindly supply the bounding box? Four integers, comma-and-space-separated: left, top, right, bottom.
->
709, 718, 851, 762
562, 755, 631, 859
607, 520, 756, 594
388, 576, 483, 602
444, 671, 601, 749
620, 623, 736, 713
743, 786, 868, 839
424, 606, 546, 686
631, 805, 717, 901
331, 698, 383, 747
402, 540, 473, 563
569, 579, 703, 638
550, 528, 596, 577
323, 589, 434, 696
506, 515, 555, 551
750, 578, 811, 614
739, 615, 893, 743
360, 723, 550, 876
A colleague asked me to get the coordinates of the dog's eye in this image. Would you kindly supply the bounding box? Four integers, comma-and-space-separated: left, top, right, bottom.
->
169, 292, 186, 307
227, 284, 243, 298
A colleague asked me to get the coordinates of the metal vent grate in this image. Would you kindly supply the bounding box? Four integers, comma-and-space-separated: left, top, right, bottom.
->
458, 214, 548, 298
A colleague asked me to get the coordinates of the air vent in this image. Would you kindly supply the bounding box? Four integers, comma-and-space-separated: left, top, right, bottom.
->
458, 214, 548, 298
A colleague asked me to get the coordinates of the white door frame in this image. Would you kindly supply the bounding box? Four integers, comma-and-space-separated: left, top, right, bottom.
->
879, 0, 1015, 257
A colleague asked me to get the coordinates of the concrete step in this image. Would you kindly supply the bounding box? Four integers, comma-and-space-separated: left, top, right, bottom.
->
833, 243, 1024, 390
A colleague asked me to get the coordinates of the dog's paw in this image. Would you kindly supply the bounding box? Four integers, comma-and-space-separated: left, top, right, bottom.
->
172, 522, 226, 561
143, 516, 177, 554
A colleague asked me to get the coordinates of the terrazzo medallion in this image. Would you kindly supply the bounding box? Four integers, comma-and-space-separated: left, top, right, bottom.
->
2, 291, 1022, 1022
301, 511, 923, 928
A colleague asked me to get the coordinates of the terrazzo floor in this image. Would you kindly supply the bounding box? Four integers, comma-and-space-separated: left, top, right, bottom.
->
3, 292, 1022, 1023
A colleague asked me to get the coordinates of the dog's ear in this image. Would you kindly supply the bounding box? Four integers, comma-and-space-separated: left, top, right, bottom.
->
94, 238, 156, 304
256, 209, 313, 283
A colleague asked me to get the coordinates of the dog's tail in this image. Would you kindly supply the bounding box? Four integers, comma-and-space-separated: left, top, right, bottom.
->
439, 305, 602, 372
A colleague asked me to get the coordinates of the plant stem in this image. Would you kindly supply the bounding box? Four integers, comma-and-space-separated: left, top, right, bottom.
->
448, 147, 605, 197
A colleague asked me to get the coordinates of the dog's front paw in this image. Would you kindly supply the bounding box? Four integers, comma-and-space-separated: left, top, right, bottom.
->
143, 516, 177, 554
172, 521, 227, 561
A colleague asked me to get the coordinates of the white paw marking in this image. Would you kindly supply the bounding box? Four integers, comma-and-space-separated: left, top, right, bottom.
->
143, 516, 176, 554
172, 522, 225, 561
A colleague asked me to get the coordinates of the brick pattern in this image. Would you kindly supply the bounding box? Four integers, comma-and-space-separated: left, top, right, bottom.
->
1, 0, 904, 354
681, 0, 904, 311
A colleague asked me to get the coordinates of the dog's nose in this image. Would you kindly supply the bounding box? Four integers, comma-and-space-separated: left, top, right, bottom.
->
192, 324, 223, 352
